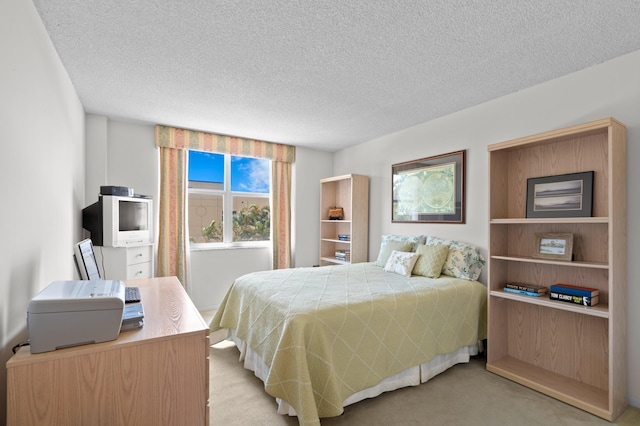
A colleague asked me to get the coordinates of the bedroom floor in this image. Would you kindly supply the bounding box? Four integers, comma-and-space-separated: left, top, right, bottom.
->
201, 310, 640, 426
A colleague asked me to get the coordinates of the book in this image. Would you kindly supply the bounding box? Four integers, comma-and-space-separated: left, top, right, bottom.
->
504, 282, 547, 294
550, 291, 599, 306
549, 284, 599, 298
503, 287, 544, 297
335, 249, 350, 260
121, 302, 145, 331
338, 234, 350, 241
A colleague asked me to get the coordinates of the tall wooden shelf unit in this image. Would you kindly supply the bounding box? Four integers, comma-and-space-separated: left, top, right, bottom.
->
486, 118, 627, 421
319, 174, 369, 266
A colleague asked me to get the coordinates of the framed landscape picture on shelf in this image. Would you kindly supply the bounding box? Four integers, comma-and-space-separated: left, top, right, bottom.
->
526, 171, 594, 218
391, 150, 465, 223
532, 232, 573, 261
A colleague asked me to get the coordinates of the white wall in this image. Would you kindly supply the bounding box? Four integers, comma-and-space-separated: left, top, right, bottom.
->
0, 0, 85, 422
105, 120, 159, 199
333, 50, 640, 408
189, 247, 272, 310
292, 147, 335, 267
85, 117, 158, 203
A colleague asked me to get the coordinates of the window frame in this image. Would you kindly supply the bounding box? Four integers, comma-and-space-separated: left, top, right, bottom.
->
188, 152, 272, 250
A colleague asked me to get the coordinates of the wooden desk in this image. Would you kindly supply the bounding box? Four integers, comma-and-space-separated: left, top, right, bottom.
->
6, 276, 210, 426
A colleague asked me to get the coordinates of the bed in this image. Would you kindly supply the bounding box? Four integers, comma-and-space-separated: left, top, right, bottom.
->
210, 236, 487, 426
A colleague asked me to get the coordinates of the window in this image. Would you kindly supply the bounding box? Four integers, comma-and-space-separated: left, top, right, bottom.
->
188, 151, 271, 245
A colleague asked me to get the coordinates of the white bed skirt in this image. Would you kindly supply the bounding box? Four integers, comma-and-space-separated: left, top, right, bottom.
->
226, 329, 480, 417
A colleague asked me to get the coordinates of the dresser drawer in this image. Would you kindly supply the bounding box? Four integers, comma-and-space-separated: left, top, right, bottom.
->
96, 244, 154, 281
126, 245, 152, 265
127, 261, 153, 279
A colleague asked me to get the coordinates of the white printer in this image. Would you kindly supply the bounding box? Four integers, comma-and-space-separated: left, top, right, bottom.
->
28, 280, 125, 354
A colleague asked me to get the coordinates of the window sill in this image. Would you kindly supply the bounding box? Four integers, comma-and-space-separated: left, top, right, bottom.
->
189, 242, 271, 251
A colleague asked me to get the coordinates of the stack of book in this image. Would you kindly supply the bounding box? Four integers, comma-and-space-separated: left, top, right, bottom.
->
549, 284, 599, 306
338, 234, 350, 241
503, 282, 548, 297
121, 302, 144, 331
335, 249, 350, 261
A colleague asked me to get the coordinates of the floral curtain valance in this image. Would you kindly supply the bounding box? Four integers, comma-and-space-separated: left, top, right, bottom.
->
155, 125, 295, 163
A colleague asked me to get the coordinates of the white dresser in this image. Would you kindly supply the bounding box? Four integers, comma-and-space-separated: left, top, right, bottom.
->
94, 244, 154, 280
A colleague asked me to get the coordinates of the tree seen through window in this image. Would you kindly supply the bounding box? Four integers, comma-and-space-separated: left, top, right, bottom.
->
188, 151, 271, 244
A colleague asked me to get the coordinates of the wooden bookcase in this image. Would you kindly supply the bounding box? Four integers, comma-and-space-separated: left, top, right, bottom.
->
319, 174, 369, 266
486, 118, 627, 421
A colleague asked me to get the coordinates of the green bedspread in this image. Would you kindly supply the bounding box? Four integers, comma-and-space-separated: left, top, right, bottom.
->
210, 262, 487, 426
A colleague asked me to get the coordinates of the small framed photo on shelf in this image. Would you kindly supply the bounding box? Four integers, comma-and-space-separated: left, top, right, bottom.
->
532, 233, 573, 261
526, 171, 594, 218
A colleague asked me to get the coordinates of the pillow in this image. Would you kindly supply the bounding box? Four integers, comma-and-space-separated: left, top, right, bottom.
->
426, 236, 486, 281
380, 234, 427, 251
383, 250, 420, 277
412, 244, 450, 278
374, 240, 414, 266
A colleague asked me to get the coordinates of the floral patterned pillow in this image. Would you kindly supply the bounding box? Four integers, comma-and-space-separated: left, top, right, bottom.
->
426, 236, 485, 281
383, 250, 420, 277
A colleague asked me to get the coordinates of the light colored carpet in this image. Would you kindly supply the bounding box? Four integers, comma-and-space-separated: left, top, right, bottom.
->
201, 310, 639, 426
208, 340, 640, 426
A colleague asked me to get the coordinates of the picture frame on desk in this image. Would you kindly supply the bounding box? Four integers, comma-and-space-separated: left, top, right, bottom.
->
526, 171, 594, 218
532, 232, 573, 261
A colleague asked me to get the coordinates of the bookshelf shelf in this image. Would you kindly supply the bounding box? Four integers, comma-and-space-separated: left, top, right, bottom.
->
321, 238, 351, 244
319, 174, 369, 266
320, 256, 350, 266
486, 118, 627, 421
490, 289, 609, 318
487, 357, 609, 419
490, 217, 608, 224
490, 255, 608, 269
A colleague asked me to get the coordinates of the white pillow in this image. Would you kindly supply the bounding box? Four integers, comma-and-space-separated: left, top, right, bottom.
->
383, 250, 420, 277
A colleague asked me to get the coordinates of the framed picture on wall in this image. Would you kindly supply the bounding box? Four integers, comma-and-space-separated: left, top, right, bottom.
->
392, 150, 465, 223
526, 171, 594, 218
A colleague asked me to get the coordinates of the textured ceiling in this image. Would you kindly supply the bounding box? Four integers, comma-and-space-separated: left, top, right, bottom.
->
32, 0, 640, 151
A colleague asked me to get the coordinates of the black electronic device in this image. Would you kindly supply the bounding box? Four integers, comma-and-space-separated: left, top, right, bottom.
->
125, 286, 141, 303
100, 185, 134, 197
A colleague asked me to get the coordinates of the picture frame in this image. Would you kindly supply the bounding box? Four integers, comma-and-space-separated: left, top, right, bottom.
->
392, 150, 465, 223
532, 233, 573, 261
526, 171, 594, 218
